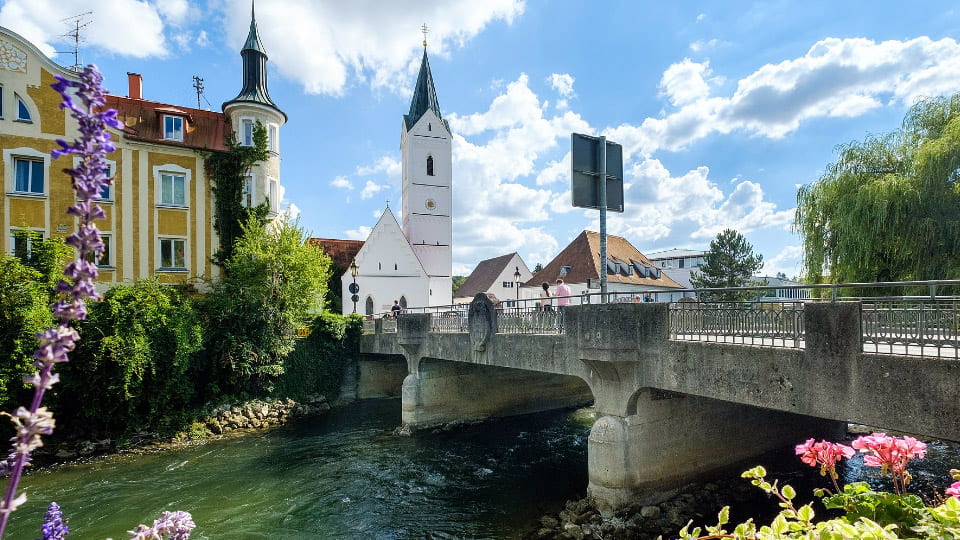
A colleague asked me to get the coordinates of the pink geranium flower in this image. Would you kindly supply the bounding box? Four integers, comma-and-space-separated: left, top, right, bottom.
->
851, 432, 927, 494
795, 438, 854, 491
946, 481, 960, 499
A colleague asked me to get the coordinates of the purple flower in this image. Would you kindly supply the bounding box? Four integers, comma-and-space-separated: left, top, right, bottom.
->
36, 502, 68, 540
0, 64, 117, 537
128, 511, 195, 540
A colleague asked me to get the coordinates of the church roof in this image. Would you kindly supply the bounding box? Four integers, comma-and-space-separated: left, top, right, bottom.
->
526, 231, 684, 289
222, 1, 286, 120
455, 253, 519, 299
404, 48, 449, 132
308, 238, 364, 271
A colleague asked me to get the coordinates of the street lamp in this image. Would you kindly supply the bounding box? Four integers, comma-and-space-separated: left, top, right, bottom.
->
349, 261, 359, 314
513, 266, 521, 306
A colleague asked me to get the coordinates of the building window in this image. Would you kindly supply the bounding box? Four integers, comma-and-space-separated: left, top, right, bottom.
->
14, 157, 44, 194
15, 94, 31, 122
0, 85, 4, 118
159, 238, 186, 269
242, 175, 253, 208
241, 118, 254, 146
365, 296, 374, 316
160, 173, 186, 206
100, 165, 113, 200
426, 155, 434, 176
678, 258, 685, 269
267, 124, 277, 152
163, 115, 184, 141
10, 230, 42, 260
268, 178, 278, 212
87, 234, 112, 267
502, 281, 514, 288
399, 296, 407, 309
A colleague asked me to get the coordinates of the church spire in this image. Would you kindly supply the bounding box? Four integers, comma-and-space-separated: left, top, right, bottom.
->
223, 0, 286, 120
404, 26, 446, 132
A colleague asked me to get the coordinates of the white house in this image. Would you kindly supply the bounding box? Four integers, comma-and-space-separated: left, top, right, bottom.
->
453, 252, 533, 306
645, 248, 708, 289
340, 42, 453, 315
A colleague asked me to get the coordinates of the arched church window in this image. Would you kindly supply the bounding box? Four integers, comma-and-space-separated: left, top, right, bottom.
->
428, 123, 432, 131
399, 296, 407, 309
394, 263, 398, 270
365, 296, 374, 316
426, 155, 434, 176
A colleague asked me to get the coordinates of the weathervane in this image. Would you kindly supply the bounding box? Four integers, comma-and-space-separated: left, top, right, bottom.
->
421, 23, 429, 48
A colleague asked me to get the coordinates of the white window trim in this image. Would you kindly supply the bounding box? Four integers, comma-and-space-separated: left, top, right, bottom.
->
4, 147, 49, 196
162, 114, 184, 142
95, 233, 114, 268
14, 93, 32, 123
73, 156, 116, 201
266, 176, 279, 214
0, 84, 4, 120
242, 175, 254, 208
239, 116, 256, 147
157, 235, 189, 272
152, 163, 191, 208
9, 227, 45, 258
267, 123, 278, 153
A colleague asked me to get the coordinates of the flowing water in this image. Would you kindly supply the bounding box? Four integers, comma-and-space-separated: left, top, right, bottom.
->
6, 400, 594, 539
6, 401, 960, 539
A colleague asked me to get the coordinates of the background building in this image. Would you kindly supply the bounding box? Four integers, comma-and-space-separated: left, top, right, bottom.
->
0, 9, 283, 289
453, 252, 532, 306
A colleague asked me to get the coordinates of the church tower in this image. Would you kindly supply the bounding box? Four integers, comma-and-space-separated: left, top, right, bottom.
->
223, 1, 286, 216
401, 33, 453, 305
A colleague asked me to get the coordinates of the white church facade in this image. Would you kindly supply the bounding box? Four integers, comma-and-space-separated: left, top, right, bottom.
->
340, 44, 453, 315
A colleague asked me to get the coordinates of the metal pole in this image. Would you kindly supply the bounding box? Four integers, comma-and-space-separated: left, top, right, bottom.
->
352, 276, 357, 314
599, 135, 608, 303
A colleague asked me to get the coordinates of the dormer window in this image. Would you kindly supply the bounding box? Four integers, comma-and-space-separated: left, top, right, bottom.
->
163, 115, 184, 141
15, 94, 31, 122
426, 155, 434, 176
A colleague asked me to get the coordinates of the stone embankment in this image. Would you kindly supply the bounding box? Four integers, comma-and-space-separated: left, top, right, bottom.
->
527, 479, 769, 539
203, 395, 330, 434
46, 395, 331, 462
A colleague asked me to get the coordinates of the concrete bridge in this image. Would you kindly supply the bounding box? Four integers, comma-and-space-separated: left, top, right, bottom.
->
354, 295, 960, 512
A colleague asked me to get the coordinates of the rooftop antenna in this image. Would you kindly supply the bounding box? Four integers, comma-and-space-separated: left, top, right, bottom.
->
192, 75, 205, 109
57, 11, 93, 72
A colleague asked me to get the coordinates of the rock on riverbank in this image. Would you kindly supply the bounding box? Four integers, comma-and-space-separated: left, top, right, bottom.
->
203, 394, 330, 434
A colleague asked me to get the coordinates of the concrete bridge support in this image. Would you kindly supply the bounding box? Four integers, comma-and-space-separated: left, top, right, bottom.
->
587, 391, 845, 512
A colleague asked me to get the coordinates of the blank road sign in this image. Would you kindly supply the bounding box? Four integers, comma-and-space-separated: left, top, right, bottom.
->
571, 133, 624, 212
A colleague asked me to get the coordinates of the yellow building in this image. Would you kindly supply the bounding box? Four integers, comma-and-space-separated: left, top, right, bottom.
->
0, 8, 285, 288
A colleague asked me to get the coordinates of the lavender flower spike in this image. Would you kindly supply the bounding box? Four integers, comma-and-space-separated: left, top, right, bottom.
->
36, 502, 68, 540
128, 511, 195, 540
0, 64, 120, 538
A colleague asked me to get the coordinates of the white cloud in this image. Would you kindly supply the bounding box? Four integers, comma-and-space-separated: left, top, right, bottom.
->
330, 176, 354, 190
696, 13, 706, 22
196, 30, 211, 48
157, 0, 189, 25
344, 225, 372, 241
689, 38, 721, 52
614, 159, 792, 247
360, 180, 385, 200
0, 0, 167, 58
766, 245, 804, 278
224, 0, 525, 95
282, 202, 302, 220
659, 58, 712, 106
548, 73, 575, 97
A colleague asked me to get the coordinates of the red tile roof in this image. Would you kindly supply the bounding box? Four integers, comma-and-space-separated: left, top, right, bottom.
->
104, 95, 229, 151
308, 238, 364, 271
526, 230, 683, 289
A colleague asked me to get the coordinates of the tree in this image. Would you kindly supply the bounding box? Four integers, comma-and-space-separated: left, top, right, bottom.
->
451, 275, 467, 295
204, 217, 331, 394
796, 94, 960, 285
690, 229, 764, 301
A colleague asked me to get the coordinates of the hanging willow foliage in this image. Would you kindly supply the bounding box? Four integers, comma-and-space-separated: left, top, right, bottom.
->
796, 94, 960, 286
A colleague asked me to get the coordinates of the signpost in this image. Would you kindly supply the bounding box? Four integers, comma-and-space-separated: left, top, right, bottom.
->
571, 133, 624, 300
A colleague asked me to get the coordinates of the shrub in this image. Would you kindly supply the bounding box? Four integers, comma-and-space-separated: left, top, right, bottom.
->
274, 312, 363, 401
0, 257, 52, 411
55, 279, 204, 435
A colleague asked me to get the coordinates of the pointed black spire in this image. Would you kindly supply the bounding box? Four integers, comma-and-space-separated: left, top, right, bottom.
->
223, 0, 286, 120
404, 47, 447, 132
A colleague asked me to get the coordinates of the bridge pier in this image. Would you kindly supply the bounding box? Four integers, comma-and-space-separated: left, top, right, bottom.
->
587, 390, 845, 513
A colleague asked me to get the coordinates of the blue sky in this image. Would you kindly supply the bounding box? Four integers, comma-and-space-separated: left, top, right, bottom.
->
5, 0, 960, 278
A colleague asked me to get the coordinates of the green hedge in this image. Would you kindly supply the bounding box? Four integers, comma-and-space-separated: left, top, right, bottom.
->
274, 312, 362, 401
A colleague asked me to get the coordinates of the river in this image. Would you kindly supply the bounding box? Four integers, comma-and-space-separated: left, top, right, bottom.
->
7, 399, 594, 539
6, 400, 959, 539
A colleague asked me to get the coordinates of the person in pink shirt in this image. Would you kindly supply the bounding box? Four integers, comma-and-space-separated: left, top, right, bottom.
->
555, 279, 572, 309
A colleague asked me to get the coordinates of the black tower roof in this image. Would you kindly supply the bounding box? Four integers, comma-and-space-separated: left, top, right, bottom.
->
223, 1, 286, 121
404, 48, 448, 132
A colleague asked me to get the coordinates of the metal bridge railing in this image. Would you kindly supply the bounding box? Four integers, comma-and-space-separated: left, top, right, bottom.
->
669, 301, 806, 348
861, 299, 959, 359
